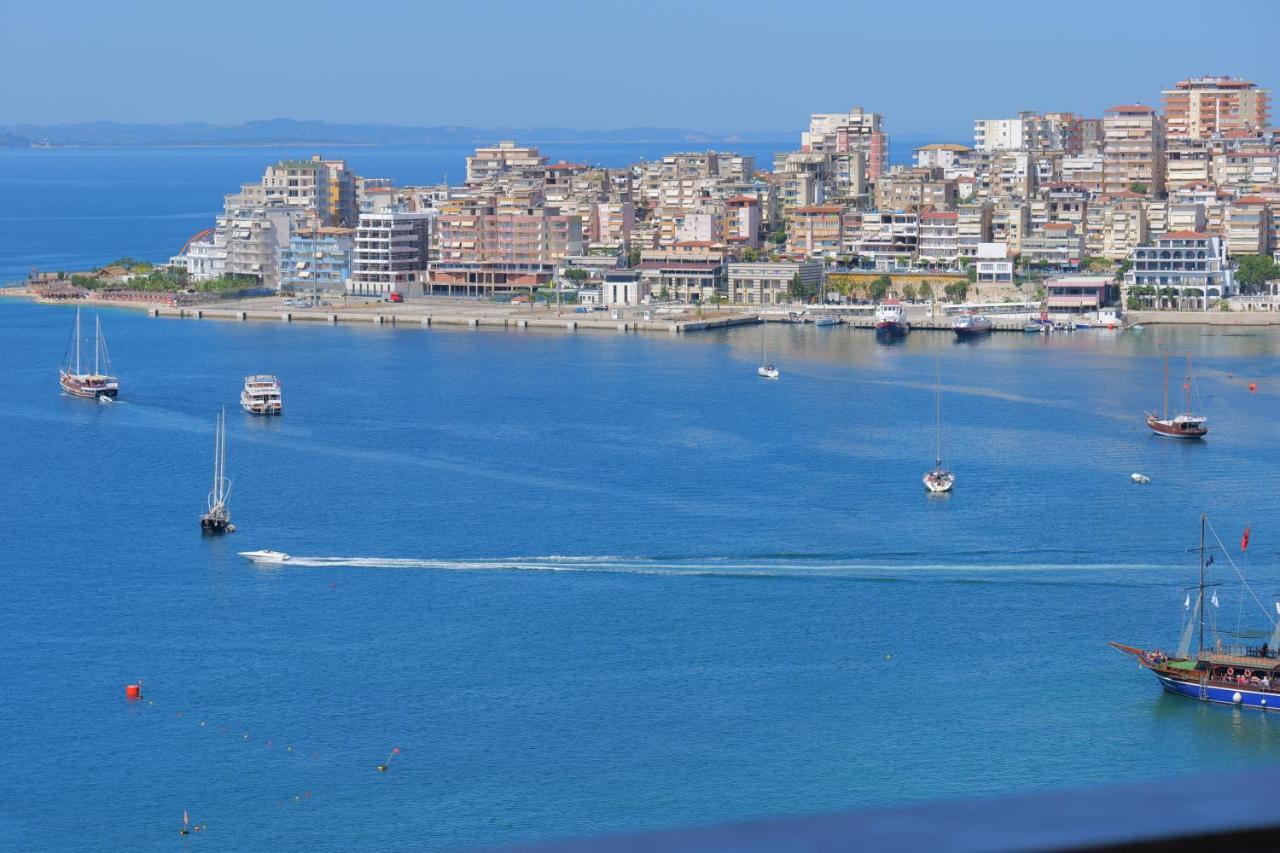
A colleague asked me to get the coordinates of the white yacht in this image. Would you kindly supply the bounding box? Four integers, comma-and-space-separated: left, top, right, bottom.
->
241, 375, 283, 416
239, 549, 290, 564
757, 324, 780, 379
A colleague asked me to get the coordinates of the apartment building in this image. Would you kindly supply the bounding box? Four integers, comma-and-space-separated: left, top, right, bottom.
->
801, 107, 888, 180
262, 158, 331, 222
1165, 142, 1213, 190
957, 203, 993, 258
1127, 231, 1235, 308
350, 210, 431, 296
786, 205, 844, 258
1213, 149, 1280, 189
279, 227, 354, 294
990, 202, 1030, 253
1100, 193, 1148, 260
873, 167, 957, 212
431, 199, 583, 295
726, 260, 822, 305
1021, 222, 1084, 269
636, 249, 724, 302
1102, 105, 1166, 197
914, 144, 973, 173
724, 196, 762, 248
857, 211, 919, 263
1226, 196, 1271, 257
466, 141, 549, 185
1162, 76, 1271, 139
974, 242, 1013, 285
918, 211, 959, 262
1060, 155, 1105, 195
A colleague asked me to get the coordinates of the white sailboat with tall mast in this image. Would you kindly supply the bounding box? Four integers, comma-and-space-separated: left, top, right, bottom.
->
59, 307, 119, 399
923, 353, 955, 493
757, 321, 779, 379
200, 408, 235, 533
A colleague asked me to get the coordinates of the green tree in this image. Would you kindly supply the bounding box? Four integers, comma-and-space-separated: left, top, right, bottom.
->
944, 281, 969, 303
563, 267, 588, 285
869, 275, 891, 302
1129, 182, 1149, 195
786, 273, 810, 301
742, 247, 759, 262
1236, 255, 1279, 293
1114, 259, 1133, 283
627, 247, 642, 267
901, 283, 917, 302
768, 228, 787, 246
918, 280, 934, 302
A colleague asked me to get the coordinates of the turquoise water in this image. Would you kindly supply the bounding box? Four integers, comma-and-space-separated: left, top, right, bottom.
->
4, 297, 1280, 850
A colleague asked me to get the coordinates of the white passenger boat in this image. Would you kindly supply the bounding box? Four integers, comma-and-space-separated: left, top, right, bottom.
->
239, 549, 290, 563
240, 375, 283, 415
813, 315, 842, 327
952, 313, 993, 338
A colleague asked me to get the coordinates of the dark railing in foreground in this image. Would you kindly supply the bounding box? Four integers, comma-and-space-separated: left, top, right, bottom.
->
498, 765, 1280, 852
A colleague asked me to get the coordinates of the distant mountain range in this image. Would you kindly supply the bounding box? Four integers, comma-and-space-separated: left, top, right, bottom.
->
0, 119, 794, 148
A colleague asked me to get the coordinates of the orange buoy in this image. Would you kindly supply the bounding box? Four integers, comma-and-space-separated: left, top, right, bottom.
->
1249, 383, 1257, 392
125, 684, 141, 700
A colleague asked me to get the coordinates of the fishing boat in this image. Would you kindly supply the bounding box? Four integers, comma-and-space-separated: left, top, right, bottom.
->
1146, 355, 1207, 439
813, 314, 842, 327
923, 353, 955, 493
874, 300, 910, 338
59, 307, 119, 399
239, 549, 290, 563
240, 375, 283, 416
1112, 515, 1280, 712
952, 313, 993, 339
200, 408, 235, 534
757, 323, 779, 379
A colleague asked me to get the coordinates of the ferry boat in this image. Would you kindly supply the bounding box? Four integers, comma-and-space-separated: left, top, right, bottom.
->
813, 315, 842, 327
951, 313, 993, 339
200, 408, 235, 534
241, 375, 283, 416
874, 301, 910, 338
1112, 515, 1280, 712
59, 307, 119, 399
1146, 355, 1207, 439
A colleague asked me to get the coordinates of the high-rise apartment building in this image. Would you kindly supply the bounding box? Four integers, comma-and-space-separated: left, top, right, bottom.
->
1162, 77, 1270, 139
1102, 105, 1166, 197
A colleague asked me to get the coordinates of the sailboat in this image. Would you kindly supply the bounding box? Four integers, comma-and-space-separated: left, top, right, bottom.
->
1146, 354, 1207, 438
923, 353, 955, 493
200, 408, 235, 533
757, 322, 779, 379
59, 307, 119, 399
1112, 515, 1280, 711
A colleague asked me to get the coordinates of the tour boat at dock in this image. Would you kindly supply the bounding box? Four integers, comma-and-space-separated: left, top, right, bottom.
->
241, 375, 283, 416
952, 313, 993, 339
1112, 515, 1280, 712
874, 300, 910, 338
59, 307, 119, 399
200, 408, 234, 534
813, 314, 842, 327
1146, 355, 1207, 439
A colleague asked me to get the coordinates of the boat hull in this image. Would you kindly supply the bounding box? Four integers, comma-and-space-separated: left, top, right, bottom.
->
1155, 673, 1280, 711
60, 373, 118, 399
874, 322, 910, 338
953, 327, 992, 339
1146, 415, 1207, 439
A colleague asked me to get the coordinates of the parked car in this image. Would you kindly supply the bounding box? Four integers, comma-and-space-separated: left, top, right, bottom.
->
386, 292, 404, 303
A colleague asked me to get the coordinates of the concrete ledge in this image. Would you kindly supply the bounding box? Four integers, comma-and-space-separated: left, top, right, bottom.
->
281, 312, 291, 322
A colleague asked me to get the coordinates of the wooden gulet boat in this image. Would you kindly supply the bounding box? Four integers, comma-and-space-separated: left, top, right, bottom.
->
59, 307, 119, 399
1146, 354, 1207, 439
1112, 515, 1280, 711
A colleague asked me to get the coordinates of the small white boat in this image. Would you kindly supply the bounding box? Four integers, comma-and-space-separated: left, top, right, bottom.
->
1130, 473, 1151, 484
813, 315, 842, 327
923, 354, 955, 493
757, 325, 779, 379
239, 549, 290, 563
924, 468, 956, 493
758, 364, 780, 379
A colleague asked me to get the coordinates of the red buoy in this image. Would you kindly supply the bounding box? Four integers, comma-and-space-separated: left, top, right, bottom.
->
125, 684, 141, 700
1249, 383, 1258, 392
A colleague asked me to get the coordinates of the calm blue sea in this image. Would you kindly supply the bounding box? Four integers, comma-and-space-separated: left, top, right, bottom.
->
4, 291, 1280, 850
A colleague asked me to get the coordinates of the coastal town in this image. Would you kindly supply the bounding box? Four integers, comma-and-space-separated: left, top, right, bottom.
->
17, 74, 1280, 326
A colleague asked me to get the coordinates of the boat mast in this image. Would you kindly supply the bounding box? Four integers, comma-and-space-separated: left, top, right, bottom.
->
934, 352, 942, 467
1198, 512, 1206, 657
1184, 354, 1192, 415
94, 316, 100, 375
74, 307, 82, 375
1163, 355, 1169, 420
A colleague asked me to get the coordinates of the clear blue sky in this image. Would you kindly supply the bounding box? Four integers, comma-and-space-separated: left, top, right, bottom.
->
2, 0, 1274, 138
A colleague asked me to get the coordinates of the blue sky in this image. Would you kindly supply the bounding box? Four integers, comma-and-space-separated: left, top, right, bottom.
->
2, 0, 1274, 138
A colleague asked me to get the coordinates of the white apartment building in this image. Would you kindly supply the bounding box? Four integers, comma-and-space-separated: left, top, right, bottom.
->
726, 261, 822, 305
349, 210, 432, 296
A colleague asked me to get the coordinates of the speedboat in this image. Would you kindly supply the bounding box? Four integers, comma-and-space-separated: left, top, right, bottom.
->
1131, 473, 1151, 484
757, 364, 780, 379
239, 549, 290, 563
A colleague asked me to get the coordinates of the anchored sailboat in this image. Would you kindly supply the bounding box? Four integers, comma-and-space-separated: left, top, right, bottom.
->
59, 307, 119, 399
757, 322, 779, 379
923, 353, 955, 493
200, 408, 235, 534
1112, 515, 1280, 711
1147, 354, 1207, 438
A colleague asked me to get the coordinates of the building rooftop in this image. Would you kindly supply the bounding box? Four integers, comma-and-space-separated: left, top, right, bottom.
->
1105, 104, 1156, 114
1160, 230, 1213, 240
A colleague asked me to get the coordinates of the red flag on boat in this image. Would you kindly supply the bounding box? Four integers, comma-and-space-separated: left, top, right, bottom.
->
1242, 526, 1251, 552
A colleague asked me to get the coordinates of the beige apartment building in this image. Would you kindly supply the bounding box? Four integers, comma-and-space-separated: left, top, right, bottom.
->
1102, 105, 1165, 197
1162, 77, 1270, 139
786, 206, 844, 258
1226, 196, 1271, 257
